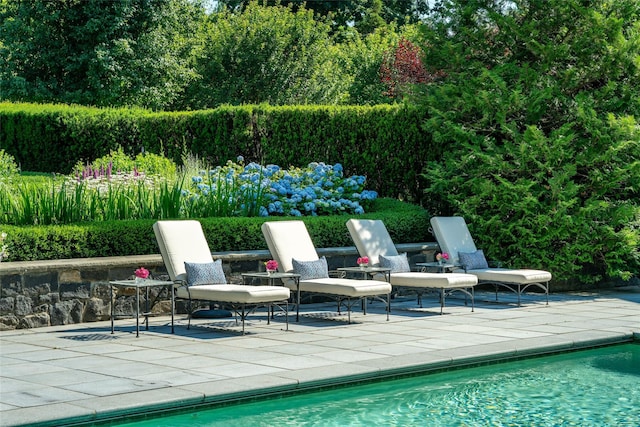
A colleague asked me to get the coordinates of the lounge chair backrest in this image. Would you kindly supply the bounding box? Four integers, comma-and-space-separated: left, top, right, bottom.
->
430, 216, 477, 265
153, 220, 214, 283
261, 221, 319, 273
346, 219, 399, 266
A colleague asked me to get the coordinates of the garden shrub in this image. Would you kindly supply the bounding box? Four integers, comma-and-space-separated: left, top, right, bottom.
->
0, 149, 19, 176
72, 147, 177, 178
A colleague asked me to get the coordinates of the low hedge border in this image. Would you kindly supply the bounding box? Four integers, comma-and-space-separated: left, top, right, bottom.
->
1, 198, 430, 262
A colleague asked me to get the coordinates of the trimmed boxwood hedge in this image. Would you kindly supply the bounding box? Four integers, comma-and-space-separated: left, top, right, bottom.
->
1, 198, 429, 262
0, 102, 432, 204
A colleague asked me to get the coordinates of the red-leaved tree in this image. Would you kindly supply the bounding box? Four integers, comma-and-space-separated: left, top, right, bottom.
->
380, 38, 444, 99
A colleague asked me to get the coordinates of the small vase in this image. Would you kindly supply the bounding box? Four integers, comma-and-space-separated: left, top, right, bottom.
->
438, 259, 445, 265
359, 264, 368, 269
267, 269, 276, 275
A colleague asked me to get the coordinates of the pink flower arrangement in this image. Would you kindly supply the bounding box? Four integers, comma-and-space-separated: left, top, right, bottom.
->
135, 267, 150, 279
435, 252, 449, 262
357, 256, 369, 266
265, 260, 278, 271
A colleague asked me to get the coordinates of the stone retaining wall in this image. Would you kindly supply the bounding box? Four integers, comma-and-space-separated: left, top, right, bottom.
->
0, 244, 436, 330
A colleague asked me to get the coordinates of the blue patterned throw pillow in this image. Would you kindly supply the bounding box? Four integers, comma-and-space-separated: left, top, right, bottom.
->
458, 250, 489, 270
379, 253, 410, 273
184, 259, 227, 286
292, 257, 329, 280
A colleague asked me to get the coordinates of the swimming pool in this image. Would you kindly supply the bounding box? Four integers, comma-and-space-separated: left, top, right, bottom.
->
111, 343, 639, 426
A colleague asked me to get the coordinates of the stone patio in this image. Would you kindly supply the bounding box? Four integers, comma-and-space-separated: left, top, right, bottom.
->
1, 287, 639, 426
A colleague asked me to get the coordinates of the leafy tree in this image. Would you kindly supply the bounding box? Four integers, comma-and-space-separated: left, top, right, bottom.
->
215, 0, 431, 31
354, 0, 386, 35
379, 37, 444, 100
339, 26, 400, 105
420, 0, 640, 285
0, 0, 201, 110
181, 1, 352, 108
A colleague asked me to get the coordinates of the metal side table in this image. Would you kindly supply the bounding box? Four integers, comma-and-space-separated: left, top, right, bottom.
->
241, 271, 300, 321
110, 279, 174, 337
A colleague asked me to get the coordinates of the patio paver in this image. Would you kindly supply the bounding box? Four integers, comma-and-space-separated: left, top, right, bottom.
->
1, 287, 639, 427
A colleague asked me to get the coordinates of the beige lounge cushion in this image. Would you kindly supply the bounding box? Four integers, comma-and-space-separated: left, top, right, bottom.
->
390, 272, 477, 289
154, 220, 290, 304
468, 268, 552, 285
430, 216, 552, 284
429, 216, 477, 265
175, 284, 289, 304
261, 220, 319, 273
154, 220, 214, 283
296, 277, 392, 297
262, 220, 391, 297
346, 219, 398, 266
346, 218, 478, 289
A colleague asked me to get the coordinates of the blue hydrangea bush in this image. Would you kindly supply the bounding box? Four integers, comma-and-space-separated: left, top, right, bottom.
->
1, 156, 378, 226
183, 157, 378, 217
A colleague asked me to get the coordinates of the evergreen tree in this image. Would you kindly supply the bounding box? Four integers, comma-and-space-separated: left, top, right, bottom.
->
421, 0, 640, 284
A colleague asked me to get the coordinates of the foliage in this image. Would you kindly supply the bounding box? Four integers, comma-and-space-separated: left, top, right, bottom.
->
216, 0, 432, 33
340, 26, 401, 105
420, 0, 640, 285
186, 158, 378, 217
0, 102, 434, 203
0, 198, 429, 261
0, 0, 200, 110
0, 230, 7, 261
181, 1, 353, 108
0, 102, 147, 173
1, 157, 379, 225
72, 147, 177, 178
380, 37, 443, 100
1, 0, 428, 108
0, 148, 19, 176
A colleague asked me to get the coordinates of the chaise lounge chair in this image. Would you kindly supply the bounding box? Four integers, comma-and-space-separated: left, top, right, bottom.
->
430, 216, 551, 306
153, 220, 290, 334
346, 219, 477, 314
261, 220, 392, 323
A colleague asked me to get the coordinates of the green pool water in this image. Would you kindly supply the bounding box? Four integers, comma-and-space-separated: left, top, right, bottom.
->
113, 343, 639, 427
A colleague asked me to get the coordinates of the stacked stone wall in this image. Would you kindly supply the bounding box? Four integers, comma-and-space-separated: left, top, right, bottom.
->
0, 244, 436, 330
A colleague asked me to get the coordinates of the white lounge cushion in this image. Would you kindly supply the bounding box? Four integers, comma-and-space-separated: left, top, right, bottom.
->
175, 284, 289, 304
390, 272, 477, 289
261, 220, 319, 273
468, 268, 552, 285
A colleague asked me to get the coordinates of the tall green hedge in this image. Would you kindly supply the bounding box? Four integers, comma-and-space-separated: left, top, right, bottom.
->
0, 102, 431, 203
